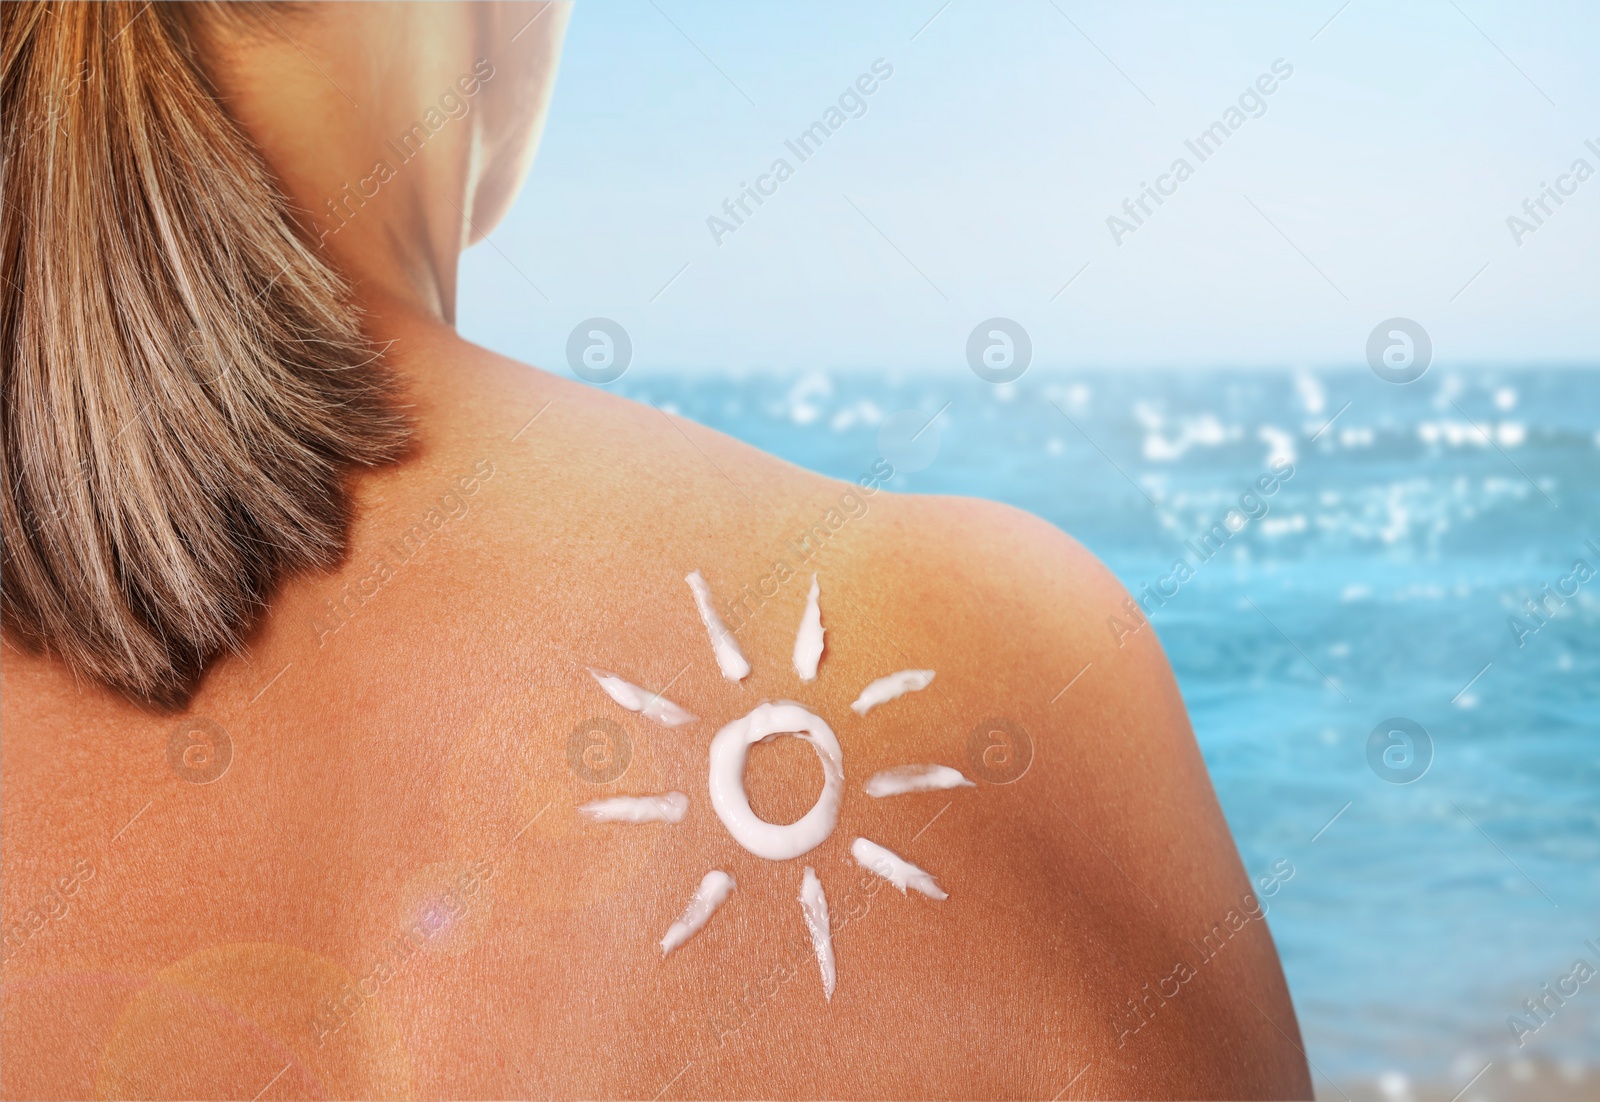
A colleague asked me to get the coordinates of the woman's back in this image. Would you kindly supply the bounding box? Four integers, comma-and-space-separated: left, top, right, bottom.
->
4, 312, 1309, 1098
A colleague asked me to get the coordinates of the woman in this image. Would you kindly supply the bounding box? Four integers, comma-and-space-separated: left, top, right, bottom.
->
1, 3, 1312, 1097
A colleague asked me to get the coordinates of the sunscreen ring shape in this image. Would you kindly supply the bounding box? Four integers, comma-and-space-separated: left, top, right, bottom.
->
708, 702, 844, 861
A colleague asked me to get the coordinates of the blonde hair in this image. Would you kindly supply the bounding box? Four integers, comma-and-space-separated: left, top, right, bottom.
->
1, 2, 409, 706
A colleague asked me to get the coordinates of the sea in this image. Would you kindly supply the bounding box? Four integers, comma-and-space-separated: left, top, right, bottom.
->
606, 364, 1600, 1102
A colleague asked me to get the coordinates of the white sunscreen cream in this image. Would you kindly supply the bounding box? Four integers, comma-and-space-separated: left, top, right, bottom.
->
578, 792, 689, 824
850, 837, 948, 900
798, 866, 836, 1000
864, 764, 975, 798
792, 574, 825, 682
708, 702, 844, 861
587, 668, 697, 727
850, 669, 935, 715
687, 570, 751, 681
661, 870, 735, 956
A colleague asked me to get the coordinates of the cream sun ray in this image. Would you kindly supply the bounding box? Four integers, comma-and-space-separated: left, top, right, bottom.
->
587, 668, 697, 727
686, 570, 751, 681
850, 669, 935, 715
660, 870, 736, 956
793, 574, 825, 681
578, 792, 689, 823
850, 837, 948, 900
864, 764, 974, 797
798, 866, 836, 1000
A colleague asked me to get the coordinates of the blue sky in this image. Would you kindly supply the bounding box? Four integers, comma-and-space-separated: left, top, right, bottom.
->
458, 0, 1599, 372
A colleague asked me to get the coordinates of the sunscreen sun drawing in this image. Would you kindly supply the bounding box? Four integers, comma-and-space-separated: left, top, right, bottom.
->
575, 570, 976, 1001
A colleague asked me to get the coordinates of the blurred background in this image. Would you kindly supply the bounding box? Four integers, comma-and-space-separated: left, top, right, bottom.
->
459, 2, 1599, 1099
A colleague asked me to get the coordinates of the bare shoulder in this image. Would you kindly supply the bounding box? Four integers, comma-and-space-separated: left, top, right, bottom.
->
816, 490, 1315, 1098
837, 489, 1198, 773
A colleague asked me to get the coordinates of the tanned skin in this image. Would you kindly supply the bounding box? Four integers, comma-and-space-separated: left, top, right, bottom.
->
1, 4, 1312, 1097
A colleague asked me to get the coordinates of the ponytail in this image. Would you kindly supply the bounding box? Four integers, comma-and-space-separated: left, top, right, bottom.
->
1, 2, 409, 706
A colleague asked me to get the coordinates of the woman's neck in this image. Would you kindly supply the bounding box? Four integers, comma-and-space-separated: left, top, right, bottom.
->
197, 5, 485, 325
